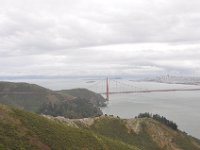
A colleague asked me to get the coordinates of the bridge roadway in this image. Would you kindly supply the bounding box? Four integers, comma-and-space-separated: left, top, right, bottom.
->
100, 88, 200, 95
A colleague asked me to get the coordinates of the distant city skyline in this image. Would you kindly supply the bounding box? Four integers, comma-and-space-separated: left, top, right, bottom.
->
1, 0, 200, 77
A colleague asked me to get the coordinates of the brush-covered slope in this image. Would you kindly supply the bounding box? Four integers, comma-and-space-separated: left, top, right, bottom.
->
0, 81, 105, 118
1, 104, 199, 150
0, 104, 139, 150
58, 88, 107, 107
48, 115, 200, 150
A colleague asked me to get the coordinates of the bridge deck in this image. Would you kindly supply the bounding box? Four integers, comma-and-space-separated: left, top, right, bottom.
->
100, 88, 200, 94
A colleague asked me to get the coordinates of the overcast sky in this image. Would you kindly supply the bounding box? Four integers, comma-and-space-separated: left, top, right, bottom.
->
1, 0, 200, 78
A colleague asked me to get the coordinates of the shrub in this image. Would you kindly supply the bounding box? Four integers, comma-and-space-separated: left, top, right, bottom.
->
136, 113, 178, 130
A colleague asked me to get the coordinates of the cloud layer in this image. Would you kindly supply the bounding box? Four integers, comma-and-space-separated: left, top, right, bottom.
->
1, 0, 200, 77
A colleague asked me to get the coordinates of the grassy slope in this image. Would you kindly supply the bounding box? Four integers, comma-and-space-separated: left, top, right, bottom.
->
0, 104, 139, 150
89, 117, 161, 150
85, 117, 200, 150
1, 104, 200, 150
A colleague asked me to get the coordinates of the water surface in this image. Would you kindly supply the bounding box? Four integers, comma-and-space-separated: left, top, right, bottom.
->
102, 81, 200, 139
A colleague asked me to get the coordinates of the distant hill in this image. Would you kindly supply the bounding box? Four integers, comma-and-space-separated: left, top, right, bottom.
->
57, 88, 107, 107
1, 104, 199, 150
0, 81, 106, 118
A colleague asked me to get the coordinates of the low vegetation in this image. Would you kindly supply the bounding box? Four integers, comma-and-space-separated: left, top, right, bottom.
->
58, 88, 107, 107
0, 104, 138, 150
89, 117, 161, 150
0, 104, 200, 150
39, 97, 102, 119
136, 112, 178, 130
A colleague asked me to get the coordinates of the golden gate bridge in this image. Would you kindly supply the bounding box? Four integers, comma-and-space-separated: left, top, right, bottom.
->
86, 77, 200, 100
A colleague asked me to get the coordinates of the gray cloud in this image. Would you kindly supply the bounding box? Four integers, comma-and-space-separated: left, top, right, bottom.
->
0, 0, 200, 77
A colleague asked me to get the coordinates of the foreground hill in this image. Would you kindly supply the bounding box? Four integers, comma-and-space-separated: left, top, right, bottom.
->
0, 81, 106, 118
0, 104, 139, 150
46, 115, 200, 150
1, 104, 200, 150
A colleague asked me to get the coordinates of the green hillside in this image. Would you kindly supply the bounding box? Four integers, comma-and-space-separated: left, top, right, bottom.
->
89, 117, 200, 150
1, 104, 200, 150
0, 104, 139, 150
0, 81, 106, 118
48, 115, 200, 150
